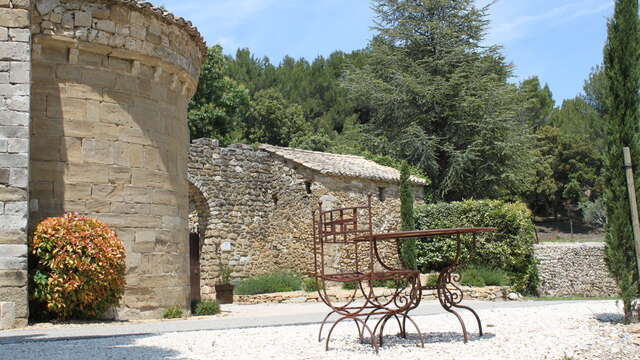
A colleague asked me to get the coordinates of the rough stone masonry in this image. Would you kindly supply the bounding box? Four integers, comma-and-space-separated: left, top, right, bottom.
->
0, 0, 31, 329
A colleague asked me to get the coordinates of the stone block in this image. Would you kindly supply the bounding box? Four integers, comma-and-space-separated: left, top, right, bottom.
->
95, 19, 115, 33
8, 28, 29, 42
73, 10, 91, 27
0, 301, 15, 330
0, 9, 29, 27
0, 287, 27, 317
7, 138, 28, 153
85, 199, 110, 213
123, 185, 149, 203
110, 5, 130, 24
56, 64, 83, 82
0, 125, 28, 138
0, 110, 29, 126
0, 42, 29, 62
0, 270, 26, 287
62, 183, 92, 201
6, 95, 30, 112
9, 61, 29, 83
92, 184, 123, 201
0, 188, 26, 202
0, 27, 7, 41
64, 84, 102, 101
47, 97, 87, 121
4, 201, 27, 214
64, 163, 109, 184
109, 166, 131, 184
0, 244, 26, 258
36, 0, 60, 16
82, 139, 114, 165
0, 168, 9, 184
0, 61, 9, 72
0, 230, 24, 244
0, 254, 27, 270
0, 83, 29, 96
0, 153, 27, 167
100, 102, 131, 125
0, 138, 6, 151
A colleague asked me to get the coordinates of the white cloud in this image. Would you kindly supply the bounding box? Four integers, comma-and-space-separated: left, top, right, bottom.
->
483, 0, 613, 44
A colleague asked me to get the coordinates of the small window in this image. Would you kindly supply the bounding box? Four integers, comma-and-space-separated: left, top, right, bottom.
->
304, 181, 312, 194
378, 187, 386, 202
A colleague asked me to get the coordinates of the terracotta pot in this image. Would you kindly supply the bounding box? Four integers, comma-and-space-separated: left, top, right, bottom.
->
215, 284, 234, 304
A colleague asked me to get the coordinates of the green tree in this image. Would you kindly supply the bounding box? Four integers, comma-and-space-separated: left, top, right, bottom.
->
399, 162, 417, 269
518, 77, 555, 129
188, 46, 249, 144
243, 89, 308, 146
603, 0, 640, 323
343, 0, 536, 200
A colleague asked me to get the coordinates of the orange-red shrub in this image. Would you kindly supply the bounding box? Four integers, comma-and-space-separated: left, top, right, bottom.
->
30, 213, 126, 319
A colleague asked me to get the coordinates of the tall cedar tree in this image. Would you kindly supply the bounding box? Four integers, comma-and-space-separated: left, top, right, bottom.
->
603, 0, 640, 323
343, 0, 535, 200
400, 162, 417, 269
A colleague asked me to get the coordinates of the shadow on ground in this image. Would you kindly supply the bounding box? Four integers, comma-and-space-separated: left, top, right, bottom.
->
0, 333, 189, 360
595, 312, 624, 324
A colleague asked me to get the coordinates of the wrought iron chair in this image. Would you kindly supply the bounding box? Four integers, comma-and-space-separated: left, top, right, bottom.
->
311, 194, 424, 353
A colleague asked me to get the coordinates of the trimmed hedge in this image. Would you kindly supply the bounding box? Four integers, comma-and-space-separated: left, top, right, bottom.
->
414, 200, 538, 294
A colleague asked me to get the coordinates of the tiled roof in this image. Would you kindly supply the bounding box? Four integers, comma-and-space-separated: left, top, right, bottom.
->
259, 144, 428, 185
116, 1, 206, 56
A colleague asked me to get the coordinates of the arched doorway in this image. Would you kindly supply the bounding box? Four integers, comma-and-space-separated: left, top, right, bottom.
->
188, 180, 210, 305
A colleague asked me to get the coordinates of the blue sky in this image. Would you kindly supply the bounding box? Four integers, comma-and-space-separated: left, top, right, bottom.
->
162, 0, 614, 105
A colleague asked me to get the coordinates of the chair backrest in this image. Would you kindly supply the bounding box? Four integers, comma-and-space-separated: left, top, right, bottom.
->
312, 194, 374, 277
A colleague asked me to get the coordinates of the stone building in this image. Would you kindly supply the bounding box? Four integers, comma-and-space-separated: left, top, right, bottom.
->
187, 139, 427, 301
0, 0, 427, 328
0, 0, 205, 327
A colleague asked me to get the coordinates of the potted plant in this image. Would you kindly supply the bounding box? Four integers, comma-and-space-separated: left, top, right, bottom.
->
215, 265, 234, 304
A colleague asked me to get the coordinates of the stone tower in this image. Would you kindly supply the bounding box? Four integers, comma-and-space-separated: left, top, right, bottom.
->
0, 0, 205, 327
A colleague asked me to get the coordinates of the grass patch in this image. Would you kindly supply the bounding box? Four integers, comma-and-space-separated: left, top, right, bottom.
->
234, 271, 302, 295
302, 277, 320, 292
459, 265, 511, 287
423, 274, 439, 287
162, 306, 183, 319
192, 300, 220, 316
523, 295, 617, 301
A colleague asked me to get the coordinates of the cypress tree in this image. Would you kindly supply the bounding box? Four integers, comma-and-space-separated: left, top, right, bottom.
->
603, 0, 640, 324
400, 162, 417, 270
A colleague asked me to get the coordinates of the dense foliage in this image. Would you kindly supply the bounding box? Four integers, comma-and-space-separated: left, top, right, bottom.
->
414, 200, 538, 294
234, 271, 302, 295
602, 0, 640, 323
459, 265, 511, 287
399, 162, 417, 269
188, 0, 610, 225
29, 213, 126, 320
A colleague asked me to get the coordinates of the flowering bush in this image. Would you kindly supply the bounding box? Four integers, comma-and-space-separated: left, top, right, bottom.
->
30, 213, 126, 319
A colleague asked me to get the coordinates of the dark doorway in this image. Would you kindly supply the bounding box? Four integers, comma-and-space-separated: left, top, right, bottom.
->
189, 232, 201, 303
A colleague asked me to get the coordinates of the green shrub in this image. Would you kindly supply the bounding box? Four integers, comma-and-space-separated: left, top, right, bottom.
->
415, 200, 538, 294
460, 265, 510, 287
234, 271, 302, 295
163, 306, 183, 319
193, 300, 220, 316
424, 274, 439, 287
29, 213, 126, 320
342, 281, 358, 290
302, 277, 320, 292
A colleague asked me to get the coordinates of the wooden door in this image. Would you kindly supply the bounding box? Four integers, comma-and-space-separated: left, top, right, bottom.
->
189, 233, 201, 303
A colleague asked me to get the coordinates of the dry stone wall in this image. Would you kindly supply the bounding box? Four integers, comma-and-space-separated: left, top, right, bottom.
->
27, 0, 204, 319
188, 139, 424, 300
534, 242, 618, 297
0, 0, 31, 329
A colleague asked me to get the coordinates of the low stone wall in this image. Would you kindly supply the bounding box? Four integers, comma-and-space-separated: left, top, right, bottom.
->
234, 286, 513, 304
534, 242, 618, 297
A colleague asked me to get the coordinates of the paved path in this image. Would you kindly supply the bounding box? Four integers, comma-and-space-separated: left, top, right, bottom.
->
0, 300, 589, 345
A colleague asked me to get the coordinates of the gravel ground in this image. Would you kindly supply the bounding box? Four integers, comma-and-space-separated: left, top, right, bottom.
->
1, 301, 637, 360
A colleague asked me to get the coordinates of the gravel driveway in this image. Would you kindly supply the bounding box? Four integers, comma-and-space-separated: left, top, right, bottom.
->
1, 301, 637, 360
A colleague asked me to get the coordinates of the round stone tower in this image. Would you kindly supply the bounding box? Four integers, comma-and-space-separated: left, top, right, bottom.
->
28, 0, 205, 319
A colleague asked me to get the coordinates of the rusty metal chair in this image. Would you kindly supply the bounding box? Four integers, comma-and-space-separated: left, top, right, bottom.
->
311, 194, 424, 353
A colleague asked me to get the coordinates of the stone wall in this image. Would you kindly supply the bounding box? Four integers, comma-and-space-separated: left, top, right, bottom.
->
534, 242, 618, 297
0, 0, 32, 329
28, 0, 204, 319
188, 139, 424, 300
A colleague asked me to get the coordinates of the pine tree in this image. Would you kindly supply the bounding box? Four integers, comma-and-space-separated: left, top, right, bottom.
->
400, 162, 417, 270
603, 0, 640, 324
